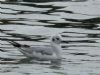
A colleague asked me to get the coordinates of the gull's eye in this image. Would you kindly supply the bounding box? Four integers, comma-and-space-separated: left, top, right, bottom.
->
52, 38, 55, 42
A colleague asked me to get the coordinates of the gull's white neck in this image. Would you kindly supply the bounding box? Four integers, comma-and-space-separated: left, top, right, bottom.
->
51, 42, 62, 59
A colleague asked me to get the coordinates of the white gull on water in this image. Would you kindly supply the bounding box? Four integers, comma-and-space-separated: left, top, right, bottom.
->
8, 35, 63, 63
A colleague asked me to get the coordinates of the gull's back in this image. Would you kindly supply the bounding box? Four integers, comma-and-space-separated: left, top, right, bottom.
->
20, 45, 53, 57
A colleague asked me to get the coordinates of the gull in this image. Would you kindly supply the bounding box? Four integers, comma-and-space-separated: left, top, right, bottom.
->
8, 35, 62, 63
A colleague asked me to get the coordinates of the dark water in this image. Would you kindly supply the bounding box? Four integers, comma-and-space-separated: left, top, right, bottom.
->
0, 0, 100, 75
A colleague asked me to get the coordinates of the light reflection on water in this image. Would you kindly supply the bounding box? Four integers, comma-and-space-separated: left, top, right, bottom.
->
0, 0, 100, 75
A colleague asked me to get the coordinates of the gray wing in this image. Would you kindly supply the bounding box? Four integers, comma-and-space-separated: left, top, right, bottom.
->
21, 46, 53, 55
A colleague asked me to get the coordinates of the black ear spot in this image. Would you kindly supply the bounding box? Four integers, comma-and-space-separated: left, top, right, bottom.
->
56, 37, 60, 40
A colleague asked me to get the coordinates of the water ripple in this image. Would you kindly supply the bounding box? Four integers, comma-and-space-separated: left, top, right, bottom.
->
0, 0, 100, 75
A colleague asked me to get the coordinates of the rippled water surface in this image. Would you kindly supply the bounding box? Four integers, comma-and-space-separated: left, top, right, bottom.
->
0, 0, 100, 75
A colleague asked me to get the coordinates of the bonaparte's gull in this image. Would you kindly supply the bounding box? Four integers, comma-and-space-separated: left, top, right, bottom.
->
8, 35, 62, 62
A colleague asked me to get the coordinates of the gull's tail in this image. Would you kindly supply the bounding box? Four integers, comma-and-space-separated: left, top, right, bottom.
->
8, 41, 22, 47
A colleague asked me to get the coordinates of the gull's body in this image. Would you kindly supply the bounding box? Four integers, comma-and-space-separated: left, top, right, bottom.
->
9, 35, 62, 62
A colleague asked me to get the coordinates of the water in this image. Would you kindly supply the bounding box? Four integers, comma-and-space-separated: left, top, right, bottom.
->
0, 0, 100, 75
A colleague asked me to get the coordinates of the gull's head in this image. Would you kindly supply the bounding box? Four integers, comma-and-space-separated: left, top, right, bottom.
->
51, 35, 62, 44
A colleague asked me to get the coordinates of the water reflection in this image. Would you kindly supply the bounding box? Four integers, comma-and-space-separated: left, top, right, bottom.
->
0, 0, 100, 75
